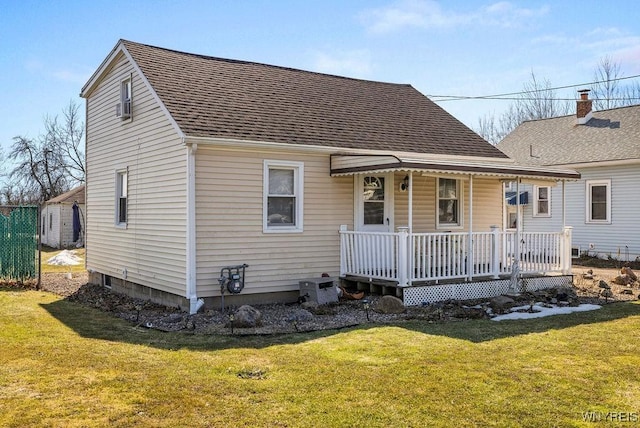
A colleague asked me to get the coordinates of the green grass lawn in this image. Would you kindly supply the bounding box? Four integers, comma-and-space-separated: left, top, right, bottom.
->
1, 289, 639, 427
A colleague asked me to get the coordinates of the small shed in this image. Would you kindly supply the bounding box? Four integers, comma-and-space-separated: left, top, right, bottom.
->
41, 185, 85, 248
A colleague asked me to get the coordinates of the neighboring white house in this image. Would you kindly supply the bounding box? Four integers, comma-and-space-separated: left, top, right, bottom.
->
80, 40, 578, 312
498, 90, 640, 262
41, 185, 85, 249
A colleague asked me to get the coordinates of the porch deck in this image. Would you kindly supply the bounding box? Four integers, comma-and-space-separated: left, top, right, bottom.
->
341, 272, 573, 306
339, 227, 574, 306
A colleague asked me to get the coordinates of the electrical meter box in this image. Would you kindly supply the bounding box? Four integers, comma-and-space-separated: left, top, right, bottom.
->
299, 277, 338, 305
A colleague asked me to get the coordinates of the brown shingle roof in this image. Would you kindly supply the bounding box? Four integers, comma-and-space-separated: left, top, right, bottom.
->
45, 185, 85, 205
122, 40, 508, 159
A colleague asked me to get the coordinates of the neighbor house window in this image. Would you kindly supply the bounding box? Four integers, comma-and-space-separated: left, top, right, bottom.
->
437, 178, 462, 228
116, 170, 128, 226
586, 179, 610, 223
263, 160, 303, 233
533, 186, 551, 217
117, 76, 132, 119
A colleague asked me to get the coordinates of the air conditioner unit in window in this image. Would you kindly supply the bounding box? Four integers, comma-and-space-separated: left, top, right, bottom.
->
115, 100, 131, 119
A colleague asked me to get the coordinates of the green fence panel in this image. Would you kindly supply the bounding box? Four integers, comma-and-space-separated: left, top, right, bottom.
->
0, 206, 39, 282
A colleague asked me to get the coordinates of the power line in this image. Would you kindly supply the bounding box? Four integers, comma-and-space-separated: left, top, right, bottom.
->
429, 74, 640, 102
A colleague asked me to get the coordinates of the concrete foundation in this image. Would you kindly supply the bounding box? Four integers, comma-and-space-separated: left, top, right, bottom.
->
88, 271, 299, 313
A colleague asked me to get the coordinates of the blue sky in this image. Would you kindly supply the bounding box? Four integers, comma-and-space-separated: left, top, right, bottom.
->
2, 0, 640, 166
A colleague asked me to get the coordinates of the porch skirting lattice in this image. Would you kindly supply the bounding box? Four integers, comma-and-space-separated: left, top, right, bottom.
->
402, 275, 573, 306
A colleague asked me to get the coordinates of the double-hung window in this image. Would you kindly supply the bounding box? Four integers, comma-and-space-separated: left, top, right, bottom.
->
264, 160, 303, 233
533, 186, 551, 217
586, 179, 611, 223
437, 177, 461, 228
117, 76, 132, 119
116, 170, 128, 227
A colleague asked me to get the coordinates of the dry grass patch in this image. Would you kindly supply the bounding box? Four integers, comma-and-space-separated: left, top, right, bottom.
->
1, 288, 639, 427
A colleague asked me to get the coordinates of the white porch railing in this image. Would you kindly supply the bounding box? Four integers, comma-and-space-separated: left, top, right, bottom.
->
339, 227, 572, 286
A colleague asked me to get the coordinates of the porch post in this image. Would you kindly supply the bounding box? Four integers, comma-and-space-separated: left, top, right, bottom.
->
562, 226, 573, 275
490, 225, 500, 278
408, 172, 413, 233
468, 174, 474, 281
562, 179, 566, 228
397, 226, 409, 287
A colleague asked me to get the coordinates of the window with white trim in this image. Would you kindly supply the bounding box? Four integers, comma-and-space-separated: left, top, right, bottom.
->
116, 170, 128, 226
263, 160, 303, 233
586, 179, 610, 223
533, 185, 551, 217
437, 177, 462, 228
117, 77, 132, 119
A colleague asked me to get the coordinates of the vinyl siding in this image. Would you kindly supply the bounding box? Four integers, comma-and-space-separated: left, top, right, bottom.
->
567, 164, 640, 260
517, 163, 640, 260
84, 52, 187, 296
394, 174, 503, 232
41, 205, 61, 248
195, 146, 353, 297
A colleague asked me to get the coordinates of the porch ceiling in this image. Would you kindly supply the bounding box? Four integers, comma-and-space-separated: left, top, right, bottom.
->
329, 154, 580, 181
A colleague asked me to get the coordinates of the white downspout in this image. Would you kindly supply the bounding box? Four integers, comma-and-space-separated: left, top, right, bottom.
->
186, 142, 202, 314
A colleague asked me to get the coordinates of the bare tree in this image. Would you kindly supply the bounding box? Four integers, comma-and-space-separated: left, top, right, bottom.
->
6, 100, 85, 202
591, 56, 640, 109
46, 101, 85, 182
591, 56, 621, 110
475, 71, 571, 144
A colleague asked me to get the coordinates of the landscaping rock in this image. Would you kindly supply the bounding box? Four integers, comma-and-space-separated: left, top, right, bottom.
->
600, 288, 614, 300
450, 306, 488, 319
490, 295, 515, 314
611, 275, 634, 286
373, 295, 405, 314
288, 308, 314, 323
232, 305, 263, 328
598, 280, 610, 289
621, 266, 637, 281
300, 301, 319, 312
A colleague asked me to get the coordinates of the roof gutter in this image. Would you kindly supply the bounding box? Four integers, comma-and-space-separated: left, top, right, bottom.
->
181, 135, 512, 164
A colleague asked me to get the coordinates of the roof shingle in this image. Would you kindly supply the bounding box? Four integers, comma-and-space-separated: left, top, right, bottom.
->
498, 104, 640, 166
121, 40, 508, 159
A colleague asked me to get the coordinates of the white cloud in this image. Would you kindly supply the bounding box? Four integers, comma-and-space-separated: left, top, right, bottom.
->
360, 0, 549, 34
311, 49, 373, 78
51, 68, 92, 85
24, 59, 91, 85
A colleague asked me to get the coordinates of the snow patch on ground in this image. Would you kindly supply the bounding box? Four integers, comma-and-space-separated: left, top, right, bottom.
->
46, 250, 82, 266
491, 303, 601, 321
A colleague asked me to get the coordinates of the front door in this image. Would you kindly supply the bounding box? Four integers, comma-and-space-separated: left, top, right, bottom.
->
356, 174, 393, 232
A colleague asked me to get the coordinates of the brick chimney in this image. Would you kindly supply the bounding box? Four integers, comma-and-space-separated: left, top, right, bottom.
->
576, 89, 593, 125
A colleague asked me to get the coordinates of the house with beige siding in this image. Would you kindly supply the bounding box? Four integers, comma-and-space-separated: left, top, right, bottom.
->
80, 40, 579, 313
499, 90, 640, 262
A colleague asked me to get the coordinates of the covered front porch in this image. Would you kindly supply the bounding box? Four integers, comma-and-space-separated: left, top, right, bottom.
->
339, 226, 574, 304
331, 153, 580, 306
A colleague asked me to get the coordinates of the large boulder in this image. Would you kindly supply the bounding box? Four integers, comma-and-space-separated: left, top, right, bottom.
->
232, 305, 263, 328
621, 266, 637, 281
373, 295, 406, 314
490, 295, 516, 314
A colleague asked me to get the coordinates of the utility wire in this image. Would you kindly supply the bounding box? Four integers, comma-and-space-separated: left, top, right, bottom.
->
429, 74, 640, 102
